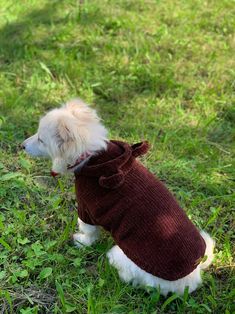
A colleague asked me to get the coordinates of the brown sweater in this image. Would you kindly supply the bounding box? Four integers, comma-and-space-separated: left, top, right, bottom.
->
74, 140, 206, 281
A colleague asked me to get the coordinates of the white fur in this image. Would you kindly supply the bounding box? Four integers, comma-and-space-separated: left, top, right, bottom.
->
22, 98, 215, 296
199, 231, 215, 270
76, 217, 214, 296
73, 218, 100, 247
22, 98, 108, 173
107, 245, 202, 296
107, 231, 214, 296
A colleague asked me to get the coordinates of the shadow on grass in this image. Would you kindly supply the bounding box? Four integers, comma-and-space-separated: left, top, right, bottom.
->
0, 1, 233, 153
0, 0, 105, 64
0, 1, 61, 63
0, 0, 182, 109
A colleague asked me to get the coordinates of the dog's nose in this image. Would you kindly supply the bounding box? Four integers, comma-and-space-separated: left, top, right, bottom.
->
21, 143, 26, 149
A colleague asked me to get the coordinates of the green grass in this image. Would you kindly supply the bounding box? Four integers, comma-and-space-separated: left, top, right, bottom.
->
0, 0, 234, 313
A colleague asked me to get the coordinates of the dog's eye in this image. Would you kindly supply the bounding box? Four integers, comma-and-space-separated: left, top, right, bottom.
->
38, 137, 44, 144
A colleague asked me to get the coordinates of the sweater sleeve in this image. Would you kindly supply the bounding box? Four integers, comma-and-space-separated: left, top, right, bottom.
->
77, 199, 95, 225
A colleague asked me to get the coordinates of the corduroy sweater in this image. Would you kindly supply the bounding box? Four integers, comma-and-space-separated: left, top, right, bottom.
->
74, 140, 206, 281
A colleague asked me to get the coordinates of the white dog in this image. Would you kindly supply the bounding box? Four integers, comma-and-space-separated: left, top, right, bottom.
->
22, 99, 214, 296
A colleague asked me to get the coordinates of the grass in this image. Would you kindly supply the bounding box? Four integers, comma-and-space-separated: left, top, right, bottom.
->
0, 0, 234, 313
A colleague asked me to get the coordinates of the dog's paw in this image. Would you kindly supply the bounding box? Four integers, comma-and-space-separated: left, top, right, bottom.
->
73, 233, 97, 248
73, 233, 88, 248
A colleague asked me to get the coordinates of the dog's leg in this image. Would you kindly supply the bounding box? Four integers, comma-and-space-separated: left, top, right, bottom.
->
73, 218, 100, 248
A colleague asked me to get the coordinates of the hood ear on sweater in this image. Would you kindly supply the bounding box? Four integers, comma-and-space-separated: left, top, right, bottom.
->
99, 170, 124, 189
131, 141, 150, 157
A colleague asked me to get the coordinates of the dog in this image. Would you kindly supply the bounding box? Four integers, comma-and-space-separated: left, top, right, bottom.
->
22, 98, 214, 296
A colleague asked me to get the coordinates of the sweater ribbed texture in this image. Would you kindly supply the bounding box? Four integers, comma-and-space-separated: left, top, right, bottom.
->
74, 140, 206, 281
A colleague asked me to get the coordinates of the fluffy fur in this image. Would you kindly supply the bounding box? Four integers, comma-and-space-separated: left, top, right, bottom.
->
22, 99, 107, 174
22, 98, 215, 296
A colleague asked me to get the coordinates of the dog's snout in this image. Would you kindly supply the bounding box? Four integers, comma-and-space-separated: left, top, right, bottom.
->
21, 143, 26, 149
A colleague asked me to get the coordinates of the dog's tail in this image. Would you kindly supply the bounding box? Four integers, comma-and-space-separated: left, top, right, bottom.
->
199, 230, 215, 269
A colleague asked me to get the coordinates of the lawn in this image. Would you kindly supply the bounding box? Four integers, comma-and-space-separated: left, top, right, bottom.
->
0, 0, 234, 313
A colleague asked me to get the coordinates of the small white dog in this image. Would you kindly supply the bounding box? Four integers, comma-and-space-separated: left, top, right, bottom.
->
22, 99, 214, 296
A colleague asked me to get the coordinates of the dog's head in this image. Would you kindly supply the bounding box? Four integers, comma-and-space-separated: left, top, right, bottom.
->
22, 99, 107, 174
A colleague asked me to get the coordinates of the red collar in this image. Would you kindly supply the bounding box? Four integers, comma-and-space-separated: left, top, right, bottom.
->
51, 151, 91, 177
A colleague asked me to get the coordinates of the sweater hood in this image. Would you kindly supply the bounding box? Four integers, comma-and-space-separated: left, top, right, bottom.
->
76, 140, 149, 189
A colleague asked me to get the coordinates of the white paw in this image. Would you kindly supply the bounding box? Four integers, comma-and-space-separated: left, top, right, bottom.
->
73, 232, 99, 248
73, 233, 90, 247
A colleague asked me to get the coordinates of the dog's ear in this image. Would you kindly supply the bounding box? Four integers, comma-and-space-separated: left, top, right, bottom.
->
55, 116, 82, 155
55, 116, 89, 153
52, 118, 77, 174
56, 118, 75, 149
